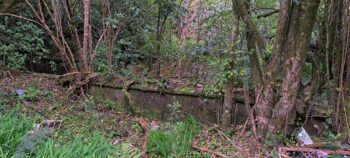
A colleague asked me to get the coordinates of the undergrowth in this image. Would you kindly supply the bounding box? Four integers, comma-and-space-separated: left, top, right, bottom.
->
0, 108, 33, 157
0, 106, 117, 158
34, 133, 116, 158
147, 117, 201, 158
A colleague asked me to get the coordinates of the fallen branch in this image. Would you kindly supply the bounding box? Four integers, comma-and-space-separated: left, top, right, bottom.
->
192, 145, 231, 158
280, 147, 350, 156
303, 142, 330, 148
257, 10, 279, 19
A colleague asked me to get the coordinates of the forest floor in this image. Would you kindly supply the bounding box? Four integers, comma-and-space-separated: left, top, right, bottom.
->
0, 70, 347, 157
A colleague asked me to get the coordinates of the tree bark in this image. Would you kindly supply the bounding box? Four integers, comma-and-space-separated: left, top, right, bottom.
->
339, 0, 350, 140
221, 0, 239, 131
327, 0, 345, 133
82, 0, 90, 72
254, 0, 291, 137
271, 0, 320, 132
235, 0, 266, 53
246, 30, 262, 96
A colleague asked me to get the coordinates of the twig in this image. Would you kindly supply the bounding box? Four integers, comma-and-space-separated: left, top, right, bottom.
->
280, 147, 350, 155
192, 145, 231, 158
279, 147, 292, 158
239, 87, 263, 137
215, 128, 243, 152
243, 84, 257, 137
239, 118, 250, 137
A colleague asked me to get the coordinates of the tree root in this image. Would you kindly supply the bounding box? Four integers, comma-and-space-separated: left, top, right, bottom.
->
136, 118, 150, 158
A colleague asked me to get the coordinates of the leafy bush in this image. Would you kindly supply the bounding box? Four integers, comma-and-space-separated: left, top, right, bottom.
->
167, 101, 181, 123
25, 87, 41, 101
0, 17, 48, 69
147, 117, 200, 158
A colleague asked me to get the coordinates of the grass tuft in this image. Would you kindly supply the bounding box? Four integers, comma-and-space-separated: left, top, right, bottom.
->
0, 108, 34, 157
147, 117, 201, 158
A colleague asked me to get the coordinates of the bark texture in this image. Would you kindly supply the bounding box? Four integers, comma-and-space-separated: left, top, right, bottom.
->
271, 0, 320, 132
83, 0, 91, 72
254, 0, 291, 136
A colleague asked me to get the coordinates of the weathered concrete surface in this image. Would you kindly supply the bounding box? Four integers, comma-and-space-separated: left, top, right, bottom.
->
89, 86, 248, 124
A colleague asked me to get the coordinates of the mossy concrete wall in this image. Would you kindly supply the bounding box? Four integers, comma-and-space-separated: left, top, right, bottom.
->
89, 86, 248, 124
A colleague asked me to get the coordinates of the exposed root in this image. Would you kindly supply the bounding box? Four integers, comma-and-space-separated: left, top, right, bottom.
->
136, 118, 150, 158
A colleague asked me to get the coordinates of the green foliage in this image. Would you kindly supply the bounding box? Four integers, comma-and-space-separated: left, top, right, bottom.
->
115, 143, 141, 158
0, 108, 34, 157
147, 117, 200, 158
301, 62, 314, 85
204, 53, 248, 95
0, 17, 48, 69
35, 133, 116, 158
48, 61, 57, 72
264, 131, 297, 147
25, 87, 41, 101
0, 105, 117, 158
166, 101, 181, 123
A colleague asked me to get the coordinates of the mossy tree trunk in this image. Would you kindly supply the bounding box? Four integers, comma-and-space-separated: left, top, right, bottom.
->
271, 0, 320, 133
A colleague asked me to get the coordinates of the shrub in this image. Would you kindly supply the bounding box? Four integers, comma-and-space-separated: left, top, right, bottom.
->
0, 17, 49, 69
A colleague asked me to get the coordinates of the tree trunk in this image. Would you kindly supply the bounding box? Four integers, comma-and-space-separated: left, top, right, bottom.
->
271, 0, 320, 132
327, 0, 345, 133
246, 30, 262, 96
82, 0, 90, 72
254, 0, 291, 137
221, 0, 239, 131
222, 80, 235, 130
340, 0, 350, 140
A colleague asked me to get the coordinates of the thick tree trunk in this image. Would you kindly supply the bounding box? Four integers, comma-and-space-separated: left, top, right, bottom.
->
271, 0, 320, 132
254, 0, 291, 137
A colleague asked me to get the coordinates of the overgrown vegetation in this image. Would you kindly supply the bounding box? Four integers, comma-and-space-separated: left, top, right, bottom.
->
0, 107, 118, 158
147, 117, 200, 158
0, 108, 33, 157
1, 0, 350, 157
